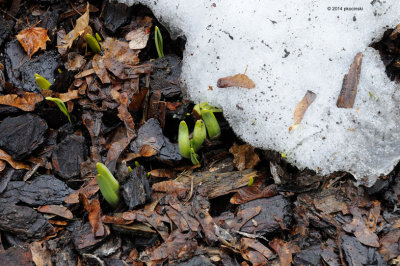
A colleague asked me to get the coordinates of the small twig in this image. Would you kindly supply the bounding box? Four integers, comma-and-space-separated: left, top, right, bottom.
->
0, 9, 17, 21
23, 162, 41, 181
184, 176, 194, 204
67, 0, 83, 16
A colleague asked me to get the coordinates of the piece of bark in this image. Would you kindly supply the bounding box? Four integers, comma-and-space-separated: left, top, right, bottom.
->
121, 166, 151, 210
336, 52, 363, 108
72, 222, 109, 254
0, 246, 33, 265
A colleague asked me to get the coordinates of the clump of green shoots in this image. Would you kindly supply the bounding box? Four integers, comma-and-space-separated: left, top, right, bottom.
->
179, 102, 221, 165
35, 73, 52, 90
45, 97, 71, 123
85, 33, 101, 53
154, 26, 164, 58
96, 163, 120, 208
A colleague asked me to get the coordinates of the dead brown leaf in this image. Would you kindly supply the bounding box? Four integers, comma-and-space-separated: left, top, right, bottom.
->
0, 92, 43, 111
16, 26, 50, 59
230, 184, 277, 204
227, 206, 261, 231
217, 73, 255, 89
37, 205, 73, 220
64, 178, 99, 204
269, 238, 300, 266
129, 87, 148, 111
30, 241, 52, 266
241, 238, 274, 260
126, 27, 151, 50
336, 52, 362, 108
379, 229, 400, 261
152, 180, 188, 199
229, 143, 260, 171
80, 194, 104, 237
102, 215, 132, 225
0, 149, 30, 170
148, 169, 175, 178
289, 90, 317, 131
59, 3, 90, 49
66, 52, 86, 71
92, 54, 111, 83
166, 102, 180, 111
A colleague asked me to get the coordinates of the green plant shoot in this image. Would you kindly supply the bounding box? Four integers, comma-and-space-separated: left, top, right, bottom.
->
178, 121, 191, 159
96, 163, 120, 208
154, 26, 164, 58
35, 73, 52, 90
95, 32, 102, 42
190, 148, 200, 165
201, 110, 221, 140
85, 34, 101, 53
45, 97, 71, 123
248, 176, 254, 186
191, 120, 206, 152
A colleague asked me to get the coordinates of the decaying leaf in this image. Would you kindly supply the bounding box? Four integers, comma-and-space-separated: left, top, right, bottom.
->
0, 149, 30, 170
289, 90, 316, 131
16, 26, 50, 59
37, 205, 73, 220
336, 52, 363, 108
64, 178, 99, 204
217, 73, 255, 89
241, 238, 274, 261
59, 3, 90, 49
379, 229, 400, 261
269, 238, 300, 266
126, 27, 151, 50
0, 92, 43, 111
229, 143, 260, 171
30, 241, 52, 266
80, 194, 104, 237
66, 52, 86, 71
149, 169, 176, 179
230, 184, 277, 204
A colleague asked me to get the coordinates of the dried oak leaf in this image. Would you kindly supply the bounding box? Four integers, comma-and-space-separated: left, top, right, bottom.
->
59, 3, 90, 49
229, 143, 260, 171
336, 52, 362, 108
289, 90, 316, 131
126, 27, 151, 50
0, 92, 43, 111
16, 26, 50, 59
0, 149, 30, 170
269, 238, 300, 266
217, 73, 255, 89
37, 205, 73, 220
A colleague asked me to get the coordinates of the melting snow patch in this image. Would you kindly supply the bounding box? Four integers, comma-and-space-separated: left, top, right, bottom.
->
116, 0, 400, 186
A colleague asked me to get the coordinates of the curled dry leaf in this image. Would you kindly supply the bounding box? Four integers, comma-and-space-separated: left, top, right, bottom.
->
59, 3, 90, 50
126, 27, 151, 50
336, 52, 362, 108
289, 90, 316, 131
37, 205, 73, 220
269, 238, 300, 266
0, 92, 43, 111
217, 73, 255, 89
229, 143, 260, 171
0, 149, 30, 170
16, 26, 50, 59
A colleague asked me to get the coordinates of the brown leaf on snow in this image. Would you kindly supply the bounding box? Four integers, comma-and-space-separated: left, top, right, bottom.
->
0, 149, 30, 170
37, 205, 73, 220
0, 92, 43, 111
229, 143, 260, 171
269, 238, 300, 266
217, 73, 255, 89
59, 3, 90, 49
126, 27, 151, 50
64, 178, 99, 204
16, 26, 50, 59
230, 184, 277, 204
289, 90, 317, 131
336, 52, 362, 108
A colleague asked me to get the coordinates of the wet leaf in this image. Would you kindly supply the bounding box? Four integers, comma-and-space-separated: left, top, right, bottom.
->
0, 92, 43, 111
37, 205, 73, 220
16, 26, 50, 59
59, 3, 90, 49
269, 238, 300, 266
289, 90, 316, 131
217, 73, 255, 89
126, 27, 151, 50
229, 143, 260, 171
336, 52, 362, 108
0, 149, 30, 170
230, 184, 277, 204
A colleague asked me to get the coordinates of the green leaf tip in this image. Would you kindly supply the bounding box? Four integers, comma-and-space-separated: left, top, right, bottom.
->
178, 121, 191, 159
190, 148, 200, 165
201, 110, 221, 140
155, 26, 164, 58
45, 97, 71, 123
85, 33, 101, 53
248, 176, 254, 186
35, 73, 52, 90
96, 162, 120, 208
192, 120, 206, 152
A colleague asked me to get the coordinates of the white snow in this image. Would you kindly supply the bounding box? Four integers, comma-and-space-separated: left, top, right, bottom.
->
115, 0, 400, 186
